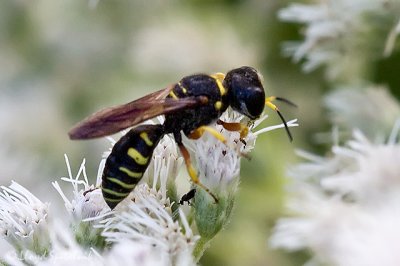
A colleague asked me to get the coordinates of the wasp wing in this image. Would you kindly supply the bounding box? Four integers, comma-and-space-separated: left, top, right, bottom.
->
69, 86, 202, 139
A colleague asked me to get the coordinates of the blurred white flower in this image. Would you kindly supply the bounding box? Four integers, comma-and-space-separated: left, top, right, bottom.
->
35, 221, 102, 266
384, 17, 400, 57
270, 123, 400, 266
279, 0, 400, 80
0, 181, 50, 257
324, 85, 400, 140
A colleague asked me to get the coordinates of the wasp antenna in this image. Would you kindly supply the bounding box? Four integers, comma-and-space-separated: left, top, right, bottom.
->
276, 109, 293, 142
275, 97, 298, 108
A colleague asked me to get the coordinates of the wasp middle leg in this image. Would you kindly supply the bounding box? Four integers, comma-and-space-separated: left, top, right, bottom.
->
174, 132, 219, 203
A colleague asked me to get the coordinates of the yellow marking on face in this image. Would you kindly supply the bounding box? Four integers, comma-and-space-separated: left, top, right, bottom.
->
169, 90, 179, 100
214, 101, 223, 110
119, 167, 143, 178
107, 177, 137, 189
211, 73, 226, 96
140, 132, 153, 146
127, 148, 149, 165
102, 187, 130, 197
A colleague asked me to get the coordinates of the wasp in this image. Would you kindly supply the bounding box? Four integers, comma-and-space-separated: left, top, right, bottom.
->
69, 66, 295, 209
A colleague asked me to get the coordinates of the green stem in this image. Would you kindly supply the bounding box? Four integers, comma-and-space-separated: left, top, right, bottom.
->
193, 236, 211, 262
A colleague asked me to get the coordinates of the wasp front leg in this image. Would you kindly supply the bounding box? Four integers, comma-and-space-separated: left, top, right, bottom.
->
216, 119, 249, 139
188, 126, 227, 144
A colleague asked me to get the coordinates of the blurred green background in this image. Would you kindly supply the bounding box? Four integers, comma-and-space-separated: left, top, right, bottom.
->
5, 0, 396, 265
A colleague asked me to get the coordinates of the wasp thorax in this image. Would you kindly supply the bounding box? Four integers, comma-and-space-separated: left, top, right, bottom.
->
224, 66, 266, 120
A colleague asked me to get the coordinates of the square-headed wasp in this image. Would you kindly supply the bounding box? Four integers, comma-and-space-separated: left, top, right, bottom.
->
69, 66, 296, 209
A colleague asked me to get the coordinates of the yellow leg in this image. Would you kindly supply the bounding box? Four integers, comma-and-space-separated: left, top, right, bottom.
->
178, 143, 219, 203
189, 126, 227, 144
217, 120, 249, 139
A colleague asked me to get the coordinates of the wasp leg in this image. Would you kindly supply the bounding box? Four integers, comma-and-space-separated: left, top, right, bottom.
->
265, 96, 293, 142
176, 140, 219, 203
188, 126, 227, 144
216, 120, 249, 139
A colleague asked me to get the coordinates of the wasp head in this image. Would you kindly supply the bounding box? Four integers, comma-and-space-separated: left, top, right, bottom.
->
224, 66, 265, 120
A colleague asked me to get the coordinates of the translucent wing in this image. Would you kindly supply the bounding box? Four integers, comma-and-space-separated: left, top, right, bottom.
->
69, 86, 202, 139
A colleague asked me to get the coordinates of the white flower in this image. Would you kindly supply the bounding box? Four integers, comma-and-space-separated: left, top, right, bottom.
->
52, 154, 108, 250
184, 109, 298, 258
279, 0, 400, 80
0, 181, 50, 256
99, 183, 198, 266
189, 109, 299, 193
142, 132, 184, 200
52, 154, 108, 221
324, 85, 400, 140
38, 222, 101, 266
270, 124, 400, 266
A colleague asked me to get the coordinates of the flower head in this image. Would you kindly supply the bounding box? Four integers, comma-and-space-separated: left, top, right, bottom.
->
0, 181, 50, 257
324, 85, 400, 140
99, 183, 198, 266
270, 123, 400, 266
184, 109, 298, 255
279, 0, 400, 80
52, 154, 108, 249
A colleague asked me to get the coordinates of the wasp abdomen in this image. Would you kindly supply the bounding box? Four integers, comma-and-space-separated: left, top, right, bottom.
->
102, 124, 165, 209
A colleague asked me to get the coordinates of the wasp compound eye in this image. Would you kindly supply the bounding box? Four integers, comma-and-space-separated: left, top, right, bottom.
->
244, 86, 265, 119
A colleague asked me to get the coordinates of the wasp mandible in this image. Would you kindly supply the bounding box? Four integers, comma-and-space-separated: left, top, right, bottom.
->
69, 66, 295, 209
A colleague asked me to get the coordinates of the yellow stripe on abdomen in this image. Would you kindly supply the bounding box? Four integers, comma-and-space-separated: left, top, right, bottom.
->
102, 187, 130, 197
140, 132, 154, 146
119, 167, 143, 178
127, 148, 149, 165
107, 177, 137, 189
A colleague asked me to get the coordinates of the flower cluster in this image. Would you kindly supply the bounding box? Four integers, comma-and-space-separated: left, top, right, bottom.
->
324, 85, 400, 140
270, 123, 400, 266
279, 0, 400, 80
0, 111, 298, 265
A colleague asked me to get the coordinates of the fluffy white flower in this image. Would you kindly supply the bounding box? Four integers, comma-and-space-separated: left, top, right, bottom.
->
270, 124, 400, 266
279, 0, 400, 80
52, 154, 108, 221
324, 85, 400, 140
189, 109, 298, 193
0, 182, 50, 256
99, 183, 198, 266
